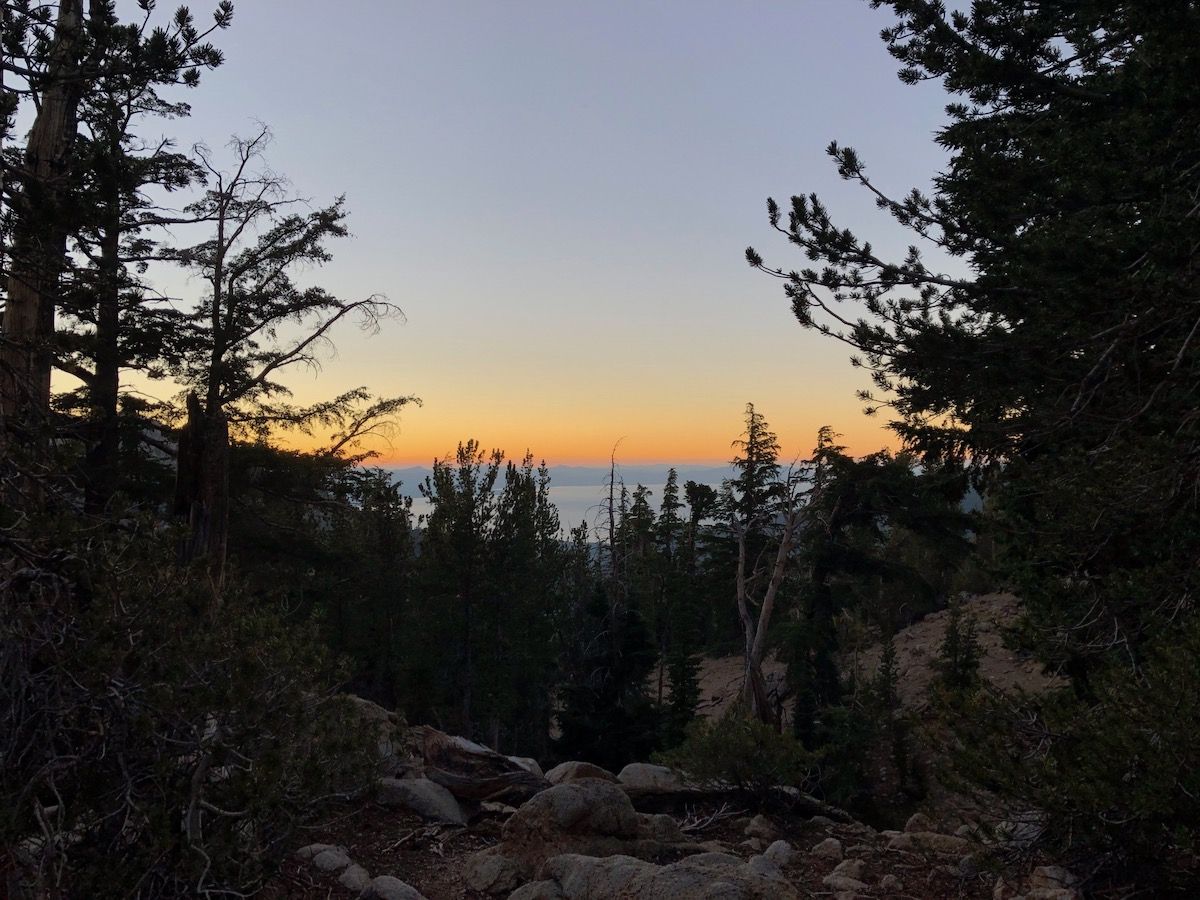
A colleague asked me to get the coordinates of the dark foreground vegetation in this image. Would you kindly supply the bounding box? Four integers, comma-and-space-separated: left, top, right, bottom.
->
2, 1, 1198, 896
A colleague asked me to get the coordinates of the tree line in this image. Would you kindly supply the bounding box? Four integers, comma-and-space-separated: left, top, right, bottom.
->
2, 0, 1198, 895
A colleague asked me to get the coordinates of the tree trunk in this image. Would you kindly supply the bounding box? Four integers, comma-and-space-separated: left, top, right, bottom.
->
84, 191, 122, 512
737, 507, 799, 725
0, 0, 85, 450
174, 392, 229, 597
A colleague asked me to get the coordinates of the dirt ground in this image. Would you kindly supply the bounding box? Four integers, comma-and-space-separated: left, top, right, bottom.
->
690, 592, 1063, 720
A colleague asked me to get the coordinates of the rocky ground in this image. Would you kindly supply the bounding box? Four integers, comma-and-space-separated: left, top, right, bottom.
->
265, 762, 1078, 899
262, 598, 1084, 899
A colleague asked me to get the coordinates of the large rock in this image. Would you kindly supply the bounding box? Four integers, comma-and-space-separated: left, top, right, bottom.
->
465, 779, 702, 893
545, 761, 618, 785
617, 763, 682, 791
536, 851, 801, 899
505, 778, 641, 845
377, 776, 467, 825
344, 694, 409, 774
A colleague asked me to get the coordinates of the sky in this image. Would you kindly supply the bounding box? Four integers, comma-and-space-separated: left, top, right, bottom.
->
125, 0, 955, 465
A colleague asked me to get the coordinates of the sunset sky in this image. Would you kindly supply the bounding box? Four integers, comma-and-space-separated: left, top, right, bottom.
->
140, 0, 953, 465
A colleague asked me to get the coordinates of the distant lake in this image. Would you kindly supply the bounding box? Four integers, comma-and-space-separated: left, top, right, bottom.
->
394, 463, 733, 537
393, 462, 980, 535
407, 482, 724, 536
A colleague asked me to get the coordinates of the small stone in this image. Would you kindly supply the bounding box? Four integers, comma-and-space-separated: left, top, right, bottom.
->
823, 873, 869, 891
764, 840, 794, 867
809, 815, 837, 826
887, 831, 971, 854
358, 875, 427, 900
957, 853, 980, 878
812, 837, 843, 860
739, 838, 765, 852
747, 854, 784, 880
295, 842, 340, 860
904, 812, 935, 833
744, 813, 780, 841
832, 858, 866, 880
1030, 866, 1079, 891
312, 847, 352, 872
641, 812, 686, 843
879, 874, 903, 891
464, 848, 526, 894
339, 864, 372, 892
480, 800, 517, 816
509, 881, 565, 900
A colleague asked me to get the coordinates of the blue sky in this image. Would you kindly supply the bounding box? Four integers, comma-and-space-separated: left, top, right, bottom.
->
128, 0, 955, 463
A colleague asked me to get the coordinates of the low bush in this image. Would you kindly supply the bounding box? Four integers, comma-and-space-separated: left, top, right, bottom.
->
655, 706, 815, 798
1, 516, 375, 898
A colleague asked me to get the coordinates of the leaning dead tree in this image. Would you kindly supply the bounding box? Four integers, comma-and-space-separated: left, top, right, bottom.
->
734, 464, 806, 725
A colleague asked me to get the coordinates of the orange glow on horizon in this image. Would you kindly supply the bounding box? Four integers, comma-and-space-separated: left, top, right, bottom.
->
273, 411, 902, 469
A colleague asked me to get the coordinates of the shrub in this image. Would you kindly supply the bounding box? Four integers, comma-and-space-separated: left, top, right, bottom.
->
0, 516, 375, 898
655, 707, 815, 798
933, 599, 981, 693
947, 620, 1200, 891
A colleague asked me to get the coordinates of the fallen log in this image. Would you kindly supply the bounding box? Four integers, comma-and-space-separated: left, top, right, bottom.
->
418, 727, 549, 805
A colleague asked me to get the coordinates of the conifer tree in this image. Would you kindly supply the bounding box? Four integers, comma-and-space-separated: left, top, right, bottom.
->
1, 0, 232, 461
418, 440, 502, 738
168, 129, 410, 588
748, 1, 1200, 871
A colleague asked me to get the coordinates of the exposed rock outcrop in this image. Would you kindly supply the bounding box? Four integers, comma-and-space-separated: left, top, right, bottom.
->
464, 778, 705, 894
